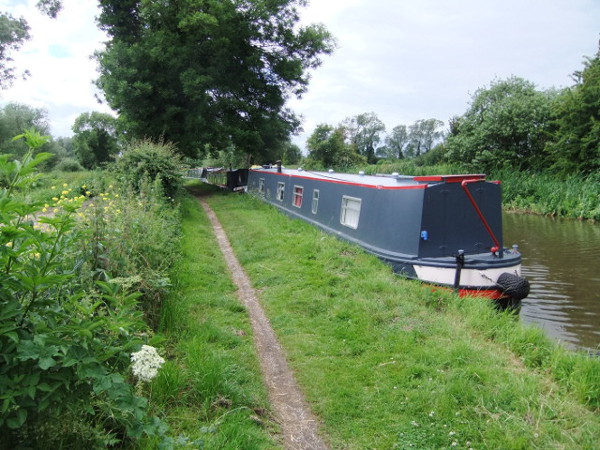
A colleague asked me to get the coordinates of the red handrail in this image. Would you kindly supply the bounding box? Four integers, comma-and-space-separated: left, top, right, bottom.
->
461, 179, 501, 253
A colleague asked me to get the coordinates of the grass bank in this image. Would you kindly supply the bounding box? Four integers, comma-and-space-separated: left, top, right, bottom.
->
148, 191, 280, 448
491, 169, 600, 221
194, 183, 599, 449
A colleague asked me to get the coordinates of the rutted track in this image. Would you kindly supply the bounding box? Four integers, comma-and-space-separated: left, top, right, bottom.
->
197, 196, 328, 450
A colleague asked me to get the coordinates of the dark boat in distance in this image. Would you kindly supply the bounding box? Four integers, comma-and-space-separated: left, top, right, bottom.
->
246, 165, 530, 305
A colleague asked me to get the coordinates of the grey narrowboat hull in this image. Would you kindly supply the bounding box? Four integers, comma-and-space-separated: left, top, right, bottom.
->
247, 167, 529, 301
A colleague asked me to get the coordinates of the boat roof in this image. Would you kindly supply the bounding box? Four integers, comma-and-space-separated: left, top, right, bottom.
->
250, 167, 487, 188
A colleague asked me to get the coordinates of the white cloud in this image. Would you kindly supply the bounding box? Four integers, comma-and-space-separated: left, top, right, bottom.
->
0, 0, 112, 137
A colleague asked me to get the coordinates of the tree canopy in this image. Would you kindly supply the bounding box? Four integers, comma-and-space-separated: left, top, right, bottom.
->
72, 111, 119, 169
445, 77, 556, 172
95, 0, 334, 160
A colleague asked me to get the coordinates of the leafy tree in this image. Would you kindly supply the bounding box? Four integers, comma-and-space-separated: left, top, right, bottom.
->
546, 49, 600, 176
282, 141, 302, 165
0, 1, 62, 88
72, 112, 119, 169
306, 123, 364, 169
384, 124, 409, 159
445, 77, 556, 172
95, 0, 334, 160
0, 12, 30, 89
0, 103, 50, 148
405, 118, 444, 157
342, 112, 385, 163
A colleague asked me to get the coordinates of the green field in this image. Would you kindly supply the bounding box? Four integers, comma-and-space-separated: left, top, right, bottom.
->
158, 182, 599, 449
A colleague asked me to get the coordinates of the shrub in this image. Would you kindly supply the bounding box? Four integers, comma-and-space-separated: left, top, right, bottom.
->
54, 157, 84, 172
113, 139, 183, 199
0, 130, 170, 447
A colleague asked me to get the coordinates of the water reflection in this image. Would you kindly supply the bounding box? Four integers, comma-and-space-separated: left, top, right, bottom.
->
503, 212, 600, 351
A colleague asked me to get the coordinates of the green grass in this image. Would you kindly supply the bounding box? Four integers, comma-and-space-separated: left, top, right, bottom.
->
492, 169, 600, 221
145, 189, 281, 448
199, 185, 600, 449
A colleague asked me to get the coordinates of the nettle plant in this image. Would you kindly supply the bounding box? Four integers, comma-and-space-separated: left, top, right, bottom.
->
0, 130, 169, 446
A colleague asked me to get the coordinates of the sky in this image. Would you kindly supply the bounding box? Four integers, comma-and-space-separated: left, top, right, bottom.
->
0, 0, 598, 151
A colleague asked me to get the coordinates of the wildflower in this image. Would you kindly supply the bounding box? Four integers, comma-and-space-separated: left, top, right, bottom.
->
109, 184, 113, 189
42, 208, 48, 212
33, 253, 41, 259
51, 185, 56, 189
86, 191, 91, 196
63, 183, 68, 187
451, 442, 457, 447
61, 190, 69, 195
82, 184, 87, 189
5, 242, 13, 248
411, 421, 419, 427
131, 345, 165, 382
44, 203, 49, 208
115, 193, 119, 198
429, 411, 435, 417
52, 197, 59, 202
449, 431, 456, 436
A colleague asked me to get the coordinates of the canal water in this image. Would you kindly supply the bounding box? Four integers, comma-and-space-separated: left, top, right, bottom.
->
503, 212, 600, 351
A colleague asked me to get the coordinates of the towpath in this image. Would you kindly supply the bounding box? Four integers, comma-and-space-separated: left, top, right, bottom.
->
198, 196, 328, 450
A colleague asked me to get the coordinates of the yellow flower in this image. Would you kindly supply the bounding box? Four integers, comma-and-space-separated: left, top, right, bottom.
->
116, 209, 121, 214
82, 184, 87, 189
42, 207, 48, 212
109, 185, 113, 189
52, 197, 59, 201
115, 194, 120, 198
61, 190, 69, 195
51, 185, 56, 189
33, 253, 41, 259
63, 183, 68, 188
85, 191, 91, 196
44, 203, 49, 208
5, 242, 13, 248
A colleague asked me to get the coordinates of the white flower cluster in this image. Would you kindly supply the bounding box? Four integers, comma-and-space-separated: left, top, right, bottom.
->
131, 345, 165, 382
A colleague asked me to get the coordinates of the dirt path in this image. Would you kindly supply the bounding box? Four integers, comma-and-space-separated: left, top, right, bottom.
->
198, 197, 328, 450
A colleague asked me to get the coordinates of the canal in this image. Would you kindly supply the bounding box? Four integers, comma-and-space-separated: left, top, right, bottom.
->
503, 212, 600, 351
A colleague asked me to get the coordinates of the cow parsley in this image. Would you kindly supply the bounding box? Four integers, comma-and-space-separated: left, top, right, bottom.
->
131, 345, 165, 382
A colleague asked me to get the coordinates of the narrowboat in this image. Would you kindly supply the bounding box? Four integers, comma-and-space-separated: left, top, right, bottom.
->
246, 165, 530, 306
186, 167, 249, 192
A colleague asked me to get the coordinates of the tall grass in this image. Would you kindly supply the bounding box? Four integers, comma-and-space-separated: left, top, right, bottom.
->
203, 186, 600, 449
492, 169, 600, 220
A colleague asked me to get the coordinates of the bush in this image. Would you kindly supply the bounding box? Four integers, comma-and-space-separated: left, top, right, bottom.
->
113, 139, 183, 199
54, 157, 84, 172
0, 130, 171, 447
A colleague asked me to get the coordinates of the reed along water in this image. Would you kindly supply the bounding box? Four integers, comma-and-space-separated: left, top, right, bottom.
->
503, 212, 600, 351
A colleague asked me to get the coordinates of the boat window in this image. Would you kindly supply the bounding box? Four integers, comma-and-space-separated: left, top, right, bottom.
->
258, 178, 265, 195
340, 196, 361, 229
312, 190, 319, 214
293, 186, 303, 208
276, 182, 285, 201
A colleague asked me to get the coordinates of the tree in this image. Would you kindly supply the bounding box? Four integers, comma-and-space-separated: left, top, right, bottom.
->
95, 0, 334, 160
306, 123, 364, 169
445, 77, 556, 172
0, 1, 62, 88
0, 103, 50, 156
384, 124, 409, 159
405, 118, 444, 157
282, 141, 302, 165
72, 112, 119, 169
546, 49, 600, 176
342, 112, 385, 163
